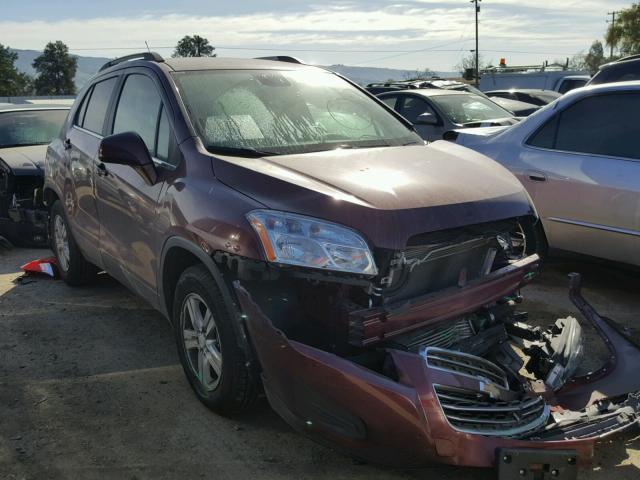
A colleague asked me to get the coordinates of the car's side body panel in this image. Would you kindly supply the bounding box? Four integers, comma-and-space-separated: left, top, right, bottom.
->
454, 83, 640, 267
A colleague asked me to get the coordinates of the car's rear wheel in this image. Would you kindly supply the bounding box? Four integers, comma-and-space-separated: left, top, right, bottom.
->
173, 264, 258, 415
50, 200, 98, 286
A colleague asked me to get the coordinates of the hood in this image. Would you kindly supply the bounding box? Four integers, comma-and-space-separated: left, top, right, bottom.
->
0, 145, 47, 176
490, 97, 540, 116
451, 126, 511, 147
459, 117, 519, 128
213, 142, 534, 250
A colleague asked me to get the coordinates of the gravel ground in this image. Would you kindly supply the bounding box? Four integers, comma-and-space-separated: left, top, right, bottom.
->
1, 248, 639, 479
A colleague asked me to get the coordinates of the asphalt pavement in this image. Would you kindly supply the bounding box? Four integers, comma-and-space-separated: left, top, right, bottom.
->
1, 248, 638, 479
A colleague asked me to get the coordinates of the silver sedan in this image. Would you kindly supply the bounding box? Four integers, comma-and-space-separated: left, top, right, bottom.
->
453, 81, 640, 267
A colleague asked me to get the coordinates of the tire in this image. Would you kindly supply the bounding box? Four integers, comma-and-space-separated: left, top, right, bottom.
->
173, 264, 258, 415
532, 221, 549, 262
49, 200, 98, 286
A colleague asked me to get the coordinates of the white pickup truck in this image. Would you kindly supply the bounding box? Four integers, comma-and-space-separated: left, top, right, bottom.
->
480, 69, 590, 94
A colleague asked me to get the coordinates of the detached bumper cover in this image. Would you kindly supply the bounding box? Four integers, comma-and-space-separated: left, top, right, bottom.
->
234, 272, 640, 468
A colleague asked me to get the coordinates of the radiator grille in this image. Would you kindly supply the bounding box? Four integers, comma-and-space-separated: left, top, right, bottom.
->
422, 347, 509, 388
434, 385, 549, 437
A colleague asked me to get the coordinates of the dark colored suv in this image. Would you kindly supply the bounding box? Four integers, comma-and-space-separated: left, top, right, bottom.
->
44, 53, 640, 471
588, 54, 640, 85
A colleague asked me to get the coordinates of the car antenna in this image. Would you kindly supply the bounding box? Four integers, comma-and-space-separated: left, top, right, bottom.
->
145, 41, 151, 53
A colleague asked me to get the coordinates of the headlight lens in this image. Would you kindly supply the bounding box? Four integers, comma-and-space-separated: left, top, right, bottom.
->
246, 210, 377, 275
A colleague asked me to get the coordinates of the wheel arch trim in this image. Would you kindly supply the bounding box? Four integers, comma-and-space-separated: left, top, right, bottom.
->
158, 236, 256, 363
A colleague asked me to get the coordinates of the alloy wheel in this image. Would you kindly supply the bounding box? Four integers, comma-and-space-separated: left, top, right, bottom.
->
181, 293, 223, 391
53, 215, 70, 272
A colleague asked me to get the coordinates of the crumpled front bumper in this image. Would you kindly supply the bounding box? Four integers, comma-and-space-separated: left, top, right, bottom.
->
234, 273, 640, 469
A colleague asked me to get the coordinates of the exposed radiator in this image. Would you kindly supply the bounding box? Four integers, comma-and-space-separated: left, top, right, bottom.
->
393, 317, 475, 351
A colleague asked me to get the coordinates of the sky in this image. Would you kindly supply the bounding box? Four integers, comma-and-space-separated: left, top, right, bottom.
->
1, 0, 631, 71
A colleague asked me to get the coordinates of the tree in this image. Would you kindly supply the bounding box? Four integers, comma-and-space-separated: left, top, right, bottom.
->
173, 35, 216, 58
0, 44, 33, 96
404, 67, 436, 80
32, 41, 77, 95
606, 3, 640, 57
455, 52, 488, 80
583, 41, 606, 74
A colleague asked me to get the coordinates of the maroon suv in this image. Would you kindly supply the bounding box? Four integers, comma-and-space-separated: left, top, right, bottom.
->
44, 53, 640, 475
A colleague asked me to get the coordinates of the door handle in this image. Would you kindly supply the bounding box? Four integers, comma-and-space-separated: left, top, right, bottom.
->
96, 162, 108, 177
526, 170, 547, 182
64, 138, 72, 150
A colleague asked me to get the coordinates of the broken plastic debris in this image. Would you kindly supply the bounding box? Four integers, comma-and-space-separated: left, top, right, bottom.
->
20, 257, 58, 278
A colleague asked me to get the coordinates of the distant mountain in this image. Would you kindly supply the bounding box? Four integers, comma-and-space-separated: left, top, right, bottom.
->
326, 65, 459, 86
11, 49, 111, 90
11, 49, 459, 91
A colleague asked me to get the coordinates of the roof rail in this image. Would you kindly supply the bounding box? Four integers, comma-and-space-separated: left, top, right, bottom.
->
255, 56, 304, 64
99, 52, 165, 72
616, 54, 640, 63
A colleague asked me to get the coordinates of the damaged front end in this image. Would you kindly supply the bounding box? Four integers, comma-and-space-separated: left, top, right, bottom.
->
223, 216, 640, 471
0, 150, 48, 247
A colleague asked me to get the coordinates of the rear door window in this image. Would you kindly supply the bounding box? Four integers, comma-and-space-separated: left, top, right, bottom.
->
527, 93, 640, 160
82, 77, 118, 134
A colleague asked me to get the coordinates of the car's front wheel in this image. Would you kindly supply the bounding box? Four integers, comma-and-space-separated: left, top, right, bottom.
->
173, 264, 258, 415
50, 200, 98, 286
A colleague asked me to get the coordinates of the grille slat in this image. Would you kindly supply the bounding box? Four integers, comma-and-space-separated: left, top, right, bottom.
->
434, 384, 549, 437
422, 347, 509, 388
438, 395, 542, 413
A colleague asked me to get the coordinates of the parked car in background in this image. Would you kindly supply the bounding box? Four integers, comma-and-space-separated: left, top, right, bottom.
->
587, 54, 640, 85
485, 89, 561, 106
367, 79, 539, 117
478, 95, 539, 117
453, 81, 640, 267
378, 89, 519, 141
43, 52, 640, 472
0, 104, 69, 246
423, 80, 540, 117
480, 65, 589, 94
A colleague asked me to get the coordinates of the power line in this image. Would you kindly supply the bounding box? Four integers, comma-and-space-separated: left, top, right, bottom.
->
66, 44, 580, 57
351, 38, 475, 65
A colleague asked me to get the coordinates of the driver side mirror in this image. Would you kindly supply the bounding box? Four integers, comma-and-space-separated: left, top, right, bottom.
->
99, 132, 158, 185
415, 112, 438, 125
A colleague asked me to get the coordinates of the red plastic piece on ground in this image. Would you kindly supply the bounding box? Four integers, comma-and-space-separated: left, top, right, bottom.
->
20, 257, 58, 277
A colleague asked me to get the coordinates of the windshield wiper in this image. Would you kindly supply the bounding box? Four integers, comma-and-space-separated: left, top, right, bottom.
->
205, 145, 280, 157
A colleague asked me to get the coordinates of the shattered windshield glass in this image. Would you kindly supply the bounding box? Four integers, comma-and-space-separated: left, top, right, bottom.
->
0, 109, 68, 148
172, 69, 420, 155
430, 94, 512, 125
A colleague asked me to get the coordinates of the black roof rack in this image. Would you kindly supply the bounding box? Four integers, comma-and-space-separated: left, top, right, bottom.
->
255, 56, 304, 64
99, 52, 165, 72
615, 54, 640, 63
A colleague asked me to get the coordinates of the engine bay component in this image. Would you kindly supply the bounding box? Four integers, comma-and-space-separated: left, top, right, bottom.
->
234, 267, 640, 469
0, 148, 48, 247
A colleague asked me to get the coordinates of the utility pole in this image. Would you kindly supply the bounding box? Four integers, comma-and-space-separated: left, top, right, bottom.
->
472, 0, 482, 86
607, 11, 620, 60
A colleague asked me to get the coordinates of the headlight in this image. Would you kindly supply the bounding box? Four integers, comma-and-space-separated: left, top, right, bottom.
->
246, 210, 378, 275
